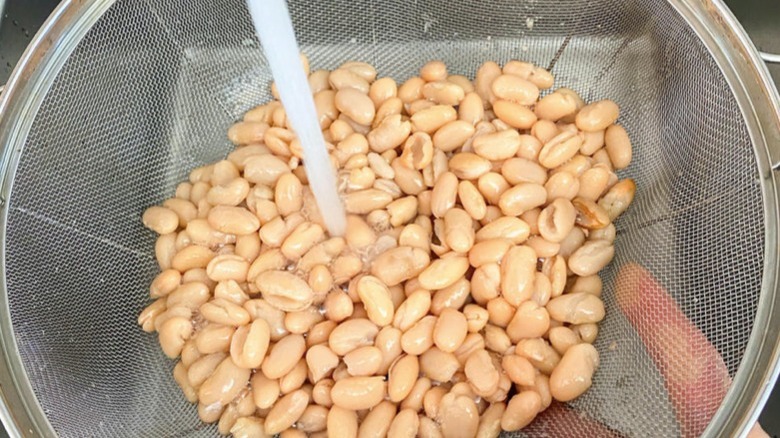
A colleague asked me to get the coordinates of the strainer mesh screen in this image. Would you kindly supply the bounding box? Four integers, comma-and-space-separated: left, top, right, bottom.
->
3, 0, 764, 436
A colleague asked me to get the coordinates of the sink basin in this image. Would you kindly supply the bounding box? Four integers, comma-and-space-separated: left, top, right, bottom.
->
725, 0, 780, 89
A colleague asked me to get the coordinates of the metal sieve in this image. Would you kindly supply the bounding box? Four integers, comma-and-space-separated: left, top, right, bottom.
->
1, 0, 780, 436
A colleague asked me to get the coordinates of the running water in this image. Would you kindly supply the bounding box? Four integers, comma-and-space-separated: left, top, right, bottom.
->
246, 0, 347, 236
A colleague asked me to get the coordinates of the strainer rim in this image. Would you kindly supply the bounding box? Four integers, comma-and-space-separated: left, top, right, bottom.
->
0, 0, 779, 437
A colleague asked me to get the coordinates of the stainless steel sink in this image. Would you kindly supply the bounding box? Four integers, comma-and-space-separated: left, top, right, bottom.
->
725, 0, 780, 90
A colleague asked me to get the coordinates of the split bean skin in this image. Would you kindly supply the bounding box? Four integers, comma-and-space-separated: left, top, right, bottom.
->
140, 57, 634, 435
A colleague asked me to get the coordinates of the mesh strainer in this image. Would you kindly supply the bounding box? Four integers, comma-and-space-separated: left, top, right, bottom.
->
1, 0, 780, 436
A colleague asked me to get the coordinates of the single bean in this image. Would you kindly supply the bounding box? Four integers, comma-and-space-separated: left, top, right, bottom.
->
448, 153, 492, 180
486, 297, 515, 328
198, 357, 251, 406
284, 306, 324, 334
470, 263, 501, 304
370, 246, 430, 287
503, 60, 554, 89
339, 61, 376, 82
343, 189, 393, 214
330, 69, 370, 93
498, 183, 546, 216
501, 391, 541, 431
387, 196, 418, 228
388, 354, 420, 402
231, 417, 270, 438
532, 271, 552, 307
158, 316, 193, 358
577, 165, 611, 201
501, 157, 547, 186
549, 326, 581, 355
603, 124, 633, 169
251, 372, 280, 409
569, 274, 603, 296
573, 323, 599, 344
328, 406, 359, 438
207, 206, 260, 236
418, 256, 469, 291
546, 292, 605, 324
170, 245, 215, 273
550, 343, 599, 401
526, 236, 560, 258
342, 346, 382, 377
475, 216, 530, 244
255, 270, 314, 312
197, 401, 223, 424
437, 393, 480, 438
568, 240, 615, 276
205, 254, 249, 283
294, 404, 328, 433
502, 355, 536, 386
575, 100, 620, 132
473, 129, 521, 161
515, 338, 560, 374
230, 319, 270, 369
388, 408, 419, 438
476, 401, 506, 438
420, 61, 448, 82
358, 400, 397, 438
419, 416, 443, 438
398, 223, 431, 252
459, 92, 485, 125
544, 171, 580, 203
433, 120, 476, 152
419, 347, 460, 383
279, 358, 308, 394
398, 77, 425, 103
410, 105, 457, 134
462, 304, 489, 333
598, 178, 636, 220
329, 318, 380, 356
150, 269, 181, 299
369, 77, 398, 107
331, 376, 387, 410
312, 379, 335, 407
262, 334, 306, 379
465, 349, 500, 396
573, 197, 611, 230
368, 114, 412, 153
401, 315, 437, 355
468, 238, 511, 268
195, 323, 234, 354
393, 289, 432, 331
537, 198, 577, 243
308, 320, 338, 348
493, 100, 537, 129
448, 74, 474, 93
535, 90, 579, 121
491, 74, 539, 105
542, 255, 567, 298
244, 155, 291, 187
539, 131, 584, 169
430, 278, 470, 315
506, 301, 551, 342
227, 121, 270, 145
264, 389, 310, 435
422, 81, 465, 106
431, 308, 468, 353
501, 245, 537, 306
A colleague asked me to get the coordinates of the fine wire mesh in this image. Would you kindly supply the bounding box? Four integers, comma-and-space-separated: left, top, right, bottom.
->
1, 0, 764, 436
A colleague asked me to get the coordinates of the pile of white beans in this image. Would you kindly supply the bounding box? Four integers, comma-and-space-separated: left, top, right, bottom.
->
138, 57, 636, 437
